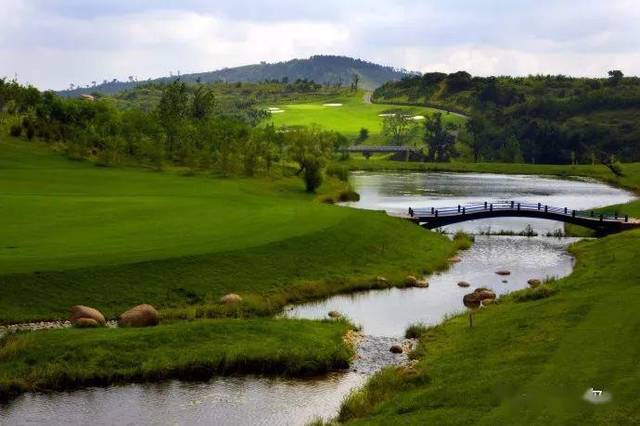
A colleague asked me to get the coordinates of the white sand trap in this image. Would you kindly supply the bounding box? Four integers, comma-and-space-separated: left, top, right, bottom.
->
378, 113, 397, 117
323, 103, 343, 107
411, 115, 426, 120
270, 110, 285, 113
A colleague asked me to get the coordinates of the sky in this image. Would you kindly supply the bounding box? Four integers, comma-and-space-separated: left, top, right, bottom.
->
1, 0, 639, 90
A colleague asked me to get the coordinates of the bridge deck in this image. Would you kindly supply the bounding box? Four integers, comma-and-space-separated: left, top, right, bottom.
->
406, 201, 640, 234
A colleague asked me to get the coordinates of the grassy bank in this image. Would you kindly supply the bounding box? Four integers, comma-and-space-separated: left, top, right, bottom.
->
0, 318, 353, 400
338, 229, 640, 425
0, 139, 462, 323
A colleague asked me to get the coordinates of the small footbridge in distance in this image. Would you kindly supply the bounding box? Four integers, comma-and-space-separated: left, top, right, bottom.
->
406, 201, 640, 235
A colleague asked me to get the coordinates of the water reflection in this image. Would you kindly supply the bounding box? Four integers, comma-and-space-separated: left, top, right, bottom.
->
345, 172, 635, 233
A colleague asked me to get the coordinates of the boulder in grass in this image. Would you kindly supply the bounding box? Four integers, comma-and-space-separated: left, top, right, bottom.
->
528, 279, 542, 288
496, 270, 511, 276
74, 318, 99, 328
220, 293, 242, 304
390, 345, 403, 354
457, 281, 471, 288
69, 305, 106, 326
119, 304, 159, 327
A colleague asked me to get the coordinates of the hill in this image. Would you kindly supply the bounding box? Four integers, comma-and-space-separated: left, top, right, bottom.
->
59, 55, 413, 96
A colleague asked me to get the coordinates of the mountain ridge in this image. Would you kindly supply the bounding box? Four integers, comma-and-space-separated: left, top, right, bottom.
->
59, 55, 415, 96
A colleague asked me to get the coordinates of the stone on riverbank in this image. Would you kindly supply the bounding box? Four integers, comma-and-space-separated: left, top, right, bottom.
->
457, 281, 471, 288
69, 305, 106, 326
463, 288, 496, 308
376, 276, 388, 285
496, 270, 511, 276
74, 318, 99, 328
448, 256, 462, 263
328, 311, 343, 319
119, 304, 159, 327
406, 275, 428, 287
220, 293, 242, 304
390, 344, 403, 354
528, 279, 542, 288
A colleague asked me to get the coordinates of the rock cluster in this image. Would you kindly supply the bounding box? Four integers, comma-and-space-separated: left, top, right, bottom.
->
70, 305, 106, 328
405, 275, 429, 288
463, 288, 496, 308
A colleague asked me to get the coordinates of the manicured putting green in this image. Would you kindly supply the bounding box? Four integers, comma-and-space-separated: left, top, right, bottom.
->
267, 94, 465, 144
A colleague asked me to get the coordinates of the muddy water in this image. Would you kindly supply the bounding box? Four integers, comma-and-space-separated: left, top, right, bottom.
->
2, 172, 634, 426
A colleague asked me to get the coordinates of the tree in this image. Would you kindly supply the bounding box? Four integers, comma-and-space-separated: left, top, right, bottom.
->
158, 79, 189, 158
286, 127, 334, 192
423, 112, 455, 161
608, 70, 623, 86
355, 128, 369, 145
190, 85, 216, 120
382, 114, 415, 146
351, 73, 360, 92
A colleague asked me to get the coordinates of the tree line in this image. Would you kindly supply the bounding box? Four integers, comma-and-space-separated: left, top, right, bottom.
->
1, 78, 343, 192
374, 70, 640, 164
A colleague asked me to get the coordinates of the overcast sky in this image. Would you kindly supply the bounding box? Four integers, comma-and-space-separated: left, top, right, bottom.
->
2, 0, 639, 90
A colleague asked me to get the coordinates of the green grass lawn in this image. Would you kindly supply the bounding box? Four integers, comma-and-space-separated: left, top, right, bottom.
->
338, 229, 640, 425
0, 139, 460, 323
267, 93, 465, 145
0, 318, 353, 399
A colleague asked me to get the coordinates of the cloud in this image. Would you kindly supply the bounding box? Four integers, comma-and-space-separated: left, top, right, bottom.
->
0, 0, 638, 89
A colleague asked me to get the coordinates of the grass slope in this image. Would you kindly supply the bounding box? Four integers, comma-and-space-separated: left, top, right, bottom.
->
340, 229, 640, 425
268, 94, 465, 145
0, 140, 459, 322
0, 318, 352, 399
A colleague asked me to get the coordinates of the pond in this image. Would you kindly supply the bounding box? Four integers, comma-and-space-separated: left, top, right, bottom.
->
2, 172, 635, 426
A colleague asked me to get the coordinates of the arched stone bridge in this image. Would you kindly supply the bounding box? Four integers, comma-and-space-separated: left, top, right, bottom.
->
406, 201, 640, 235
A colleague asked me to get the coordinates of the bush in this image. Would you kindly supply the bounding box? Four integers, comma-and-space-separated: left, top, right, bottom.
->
453, 231, 473, 250
405, 322, 429, 339
9, 124, 22, 137
303, 159, 324, 193
326, 164, 349, 182
513, 284, 555, 302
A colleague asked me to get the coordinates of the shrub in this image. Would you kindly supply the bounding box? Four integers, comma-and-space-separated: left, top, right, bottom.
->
453, 231, 473, 249
326, 164, 349, 182
303, 159, 324, 193
513, 284, 555, 302
9, 124, 22, 137
405, 322, 429, 339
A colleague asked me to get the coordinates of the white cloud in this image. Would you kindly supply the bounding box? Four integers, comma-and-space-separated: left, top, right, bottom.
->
0, 0, 639, 89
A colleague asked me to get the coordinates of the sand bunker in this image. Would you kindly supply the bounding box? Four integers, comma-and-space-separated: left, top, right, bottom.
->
323, 103, 343, 107
411, 115, 425, 120
267, 107, 285, 113
378, 113, 396, 117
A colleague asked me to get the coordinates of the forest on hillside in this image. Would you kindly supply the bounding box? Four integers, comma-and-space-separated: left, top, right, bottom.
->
374, 71, 640, 164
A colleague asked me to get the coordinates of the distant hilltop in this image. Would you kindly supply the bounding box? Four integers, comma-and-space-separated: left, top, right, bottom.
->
58, 55, 415, 96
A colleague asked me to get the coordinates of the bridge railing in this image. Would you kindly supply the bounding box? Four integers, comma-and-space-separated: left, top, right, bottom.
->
408, 201, 630, 223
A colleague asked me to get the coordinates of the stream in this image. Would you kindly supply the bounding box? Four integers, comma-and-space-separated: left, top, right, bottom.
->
1, 172, 635, 426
